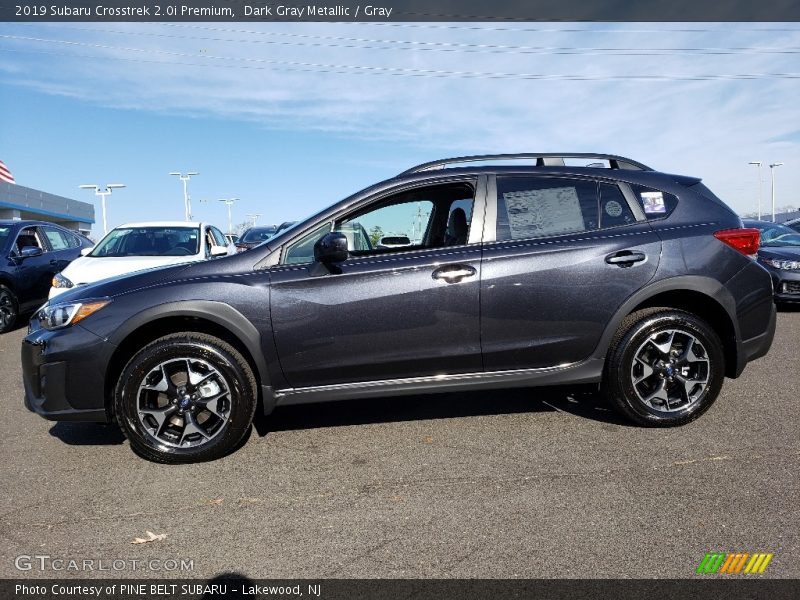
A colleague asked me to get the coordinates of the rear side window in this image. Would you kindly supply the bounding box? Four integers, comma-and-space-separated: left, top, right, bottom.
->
630, 184, 678, 220
599, 183, 636, 229
496, 177, 598, 241
42, 226, 71, 250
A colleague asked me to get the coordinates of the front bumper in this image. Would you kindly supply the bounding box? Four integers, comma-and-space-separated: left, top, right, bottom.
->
22, 324, 114, 422
771, 271, 800, 303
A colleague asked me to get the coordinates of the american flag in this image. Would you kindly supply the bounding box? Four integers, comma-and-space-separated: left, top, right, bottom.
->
0, 160, 14, 185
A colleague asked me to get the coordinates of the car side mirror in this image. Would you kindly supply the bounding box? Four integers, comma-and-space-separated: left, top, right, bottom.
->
210, 245, 229, 257
314, 232, 349, 264
20, 246, 43, 259
80, 247, 93, 257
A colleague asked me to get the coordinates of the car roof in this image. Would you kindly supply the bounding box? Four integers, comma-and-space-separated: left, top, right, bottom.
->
0, 219, 68, 227
114, 221, 204, 229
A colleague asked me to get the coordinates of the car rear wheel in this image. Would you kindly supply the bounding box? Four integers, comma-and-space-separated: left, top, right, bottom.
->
115, 332, 257, 463
602, 308, 725, 426
0, 285, 18, 334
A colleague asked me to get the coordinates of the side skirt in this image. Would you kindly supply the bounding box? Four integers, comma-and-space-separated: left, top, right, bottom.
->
272, 358, 605, 407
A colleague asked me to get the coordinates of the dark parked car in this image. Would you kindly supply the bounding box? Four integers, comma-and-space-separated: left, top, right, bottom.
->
784, 217, 800, 234
0, 220, 92, 333
235, 225, 278, 252
743, 219, 800, 303
22, 153, 776, 463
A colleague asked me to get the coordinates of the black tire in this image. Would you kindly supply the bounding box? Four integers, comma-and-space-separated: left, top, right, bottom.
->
0, 285, 19, 334
114, 332, 257, 463
601, 308, 725, 427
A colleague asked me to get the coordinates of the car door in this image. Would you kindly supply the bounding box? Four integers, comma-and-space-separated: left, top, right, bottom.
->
480, 174, 662, 371
10, 226, 55, 310
41, 225, 78, 272
269, 178, 486, 389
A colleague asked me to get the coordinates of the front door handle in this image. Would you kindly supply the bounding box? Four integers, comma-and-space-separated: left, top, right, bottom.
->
605, 250, 646, 267
49, 259, 59, 266
432, 264, 477, 283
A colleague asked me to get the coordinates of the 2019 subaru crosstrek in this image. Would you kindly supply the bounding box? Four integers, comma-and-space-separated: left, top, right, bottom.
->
22, 154, 776, 463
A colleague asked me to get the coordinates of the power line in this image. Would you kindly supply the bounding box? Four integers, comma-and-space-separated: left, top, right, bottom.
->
2, 41, 799, 82
13, 23, 800, 57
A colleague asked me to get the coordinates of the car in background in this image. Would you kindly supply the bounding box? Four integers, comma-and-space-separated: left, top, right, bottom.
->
784, 217, 800, 233
235, 225, 278, 252
743, 219, 800, 303
224, 233, 239, 245
235, 221, 298, 253
49, 221, 235, 299
0, 220, 93, 333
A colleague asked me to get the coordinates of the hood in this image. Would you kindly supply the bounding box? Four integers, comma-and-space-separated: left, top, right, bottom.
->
759, 246, 800, 260
51, 261, 195, 304
61, 255, 201, 286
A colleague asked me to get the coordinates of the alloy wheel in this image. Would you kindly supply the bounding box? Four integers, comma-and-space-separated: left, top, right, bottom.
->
630, 328, 710, 413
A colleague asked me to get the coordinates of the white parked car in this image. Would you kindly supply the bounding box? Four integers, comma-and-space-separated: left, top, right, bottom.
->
49, 221, 235, 299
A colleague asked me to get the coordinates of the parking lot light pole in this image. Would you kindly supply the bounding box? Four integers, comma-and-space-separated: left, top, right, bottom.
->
219, 198, 239, 234
246, 213, 261, 227
169, 172, 199, 221
79, 183, 125, 235
769, 163, 783, 222
748, 161, 763, 220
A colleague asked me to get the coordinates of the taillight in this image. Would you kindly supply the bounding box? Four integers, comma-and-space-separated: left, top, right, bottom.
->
713, 228, 760, 257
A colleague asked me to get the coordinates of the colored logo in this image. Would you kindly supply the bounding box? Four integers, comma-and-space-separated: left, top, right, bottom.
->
696, 552, 774, 574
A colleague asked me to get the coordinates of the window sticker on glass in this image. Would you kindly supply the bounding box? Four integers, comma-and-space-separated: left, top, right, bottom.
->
605, 200, 624, 218
503, 187, 586, 238
641, 191, 666, 214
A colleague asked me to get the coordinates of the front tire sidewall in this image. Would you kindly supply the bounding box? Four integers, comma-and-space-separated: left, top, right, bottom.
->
610, 313, 724, 426
0, 285, 18, 334
116, 339, 254, 463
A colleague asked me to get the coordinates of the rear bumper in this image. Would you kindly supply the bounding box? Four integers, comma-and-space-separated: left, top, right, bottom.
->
22, 324, 113, 422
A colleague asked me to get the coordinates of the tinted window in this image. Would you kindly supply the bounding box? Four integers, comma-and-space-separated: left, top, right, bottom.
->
599, 184, 636, 229
13, 227, 43, 255
496, 177, 598, 241
43, 226, 71, 251
630, 184, 678, 219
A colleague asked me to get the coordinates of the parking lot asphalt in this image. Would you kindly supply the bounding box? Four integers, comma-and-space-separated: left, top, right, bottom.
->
0, 309, 798, 581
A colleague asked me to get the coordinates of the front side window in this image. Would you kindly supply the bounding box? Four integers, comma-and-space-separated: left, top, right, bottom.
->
12, 227, 44, 256
281, 182, 475, 265
496, 177, 599, 241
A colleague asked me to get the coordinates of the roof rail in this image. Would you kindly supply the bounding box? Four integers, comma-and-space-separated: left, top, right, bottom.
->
399, 153, 653, 175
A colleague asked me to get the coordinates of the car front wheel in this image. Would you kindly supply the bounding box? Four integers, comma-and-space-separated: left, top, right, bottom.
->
602, 308, 725, 426
115, 332, 257, 463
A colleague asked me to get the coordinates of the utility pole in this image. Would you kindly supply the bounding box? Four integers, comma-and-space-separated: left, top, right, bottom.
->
169, 172, 199, 221
79, 183, 125, 235
748, 161, 763, 220
769, 163, 783, 222
219, 198, 240, 234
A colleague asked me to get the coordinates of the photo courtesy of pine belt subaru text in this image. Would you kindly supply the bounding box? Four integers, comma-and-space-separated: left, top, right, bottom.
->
21, 153, 777, 463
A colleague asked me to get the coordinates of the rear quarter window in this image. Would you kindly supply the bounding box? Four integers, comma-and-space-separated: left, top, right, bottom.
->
630, 184, 678, 220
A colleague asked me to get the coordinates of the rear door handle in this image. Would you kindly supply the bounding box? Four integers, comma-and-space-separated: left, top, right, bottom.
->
49, 260, 59, 266
605, 250, 646, 267
432, 264, 477, 283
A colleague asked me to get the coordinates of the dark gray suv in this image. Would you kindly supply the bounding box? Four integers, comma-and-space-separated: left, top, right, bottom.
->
22, 153, 776, 463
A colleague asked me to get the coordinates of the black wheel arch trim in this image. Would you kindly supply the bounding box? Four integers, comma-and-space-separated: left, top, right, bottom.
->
106, 300, 273, 409
592, 275, 739, 363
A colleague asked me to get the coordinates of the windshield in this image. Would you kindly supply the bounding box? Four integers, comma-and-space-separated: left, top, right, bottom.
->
241, 227, 277, 243
0, 227, 10, 249
89, 227, 200, 257
755, 223, 800, 248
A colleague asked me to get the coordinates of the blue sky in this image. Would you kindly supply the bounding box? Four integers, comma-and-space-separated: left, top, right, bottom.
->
0, 22, 798, 235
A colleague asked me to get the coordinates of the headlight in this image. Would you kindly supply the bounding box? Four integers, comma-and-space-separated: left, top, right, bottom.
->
36, 299, 111, 330
763, 258, 800, 270
51, 273, 74, 289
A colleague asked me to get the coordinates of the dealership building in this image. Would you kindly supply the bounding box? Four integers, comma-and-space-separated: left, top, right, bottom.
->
0, 181, 94, 236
